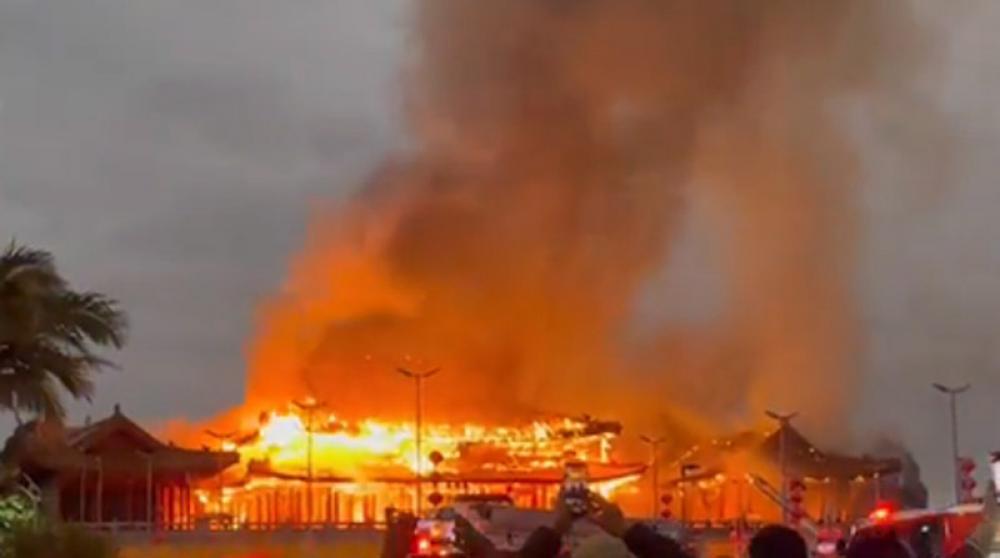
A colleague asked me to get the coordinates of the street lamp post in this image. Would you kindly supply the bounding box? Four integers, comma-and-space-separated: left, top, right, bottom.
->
293, 398, 327, 527
397, 366, 440, 515
766, 410, 799, 524
933, 383, 971, 504
640, 435, 665, 518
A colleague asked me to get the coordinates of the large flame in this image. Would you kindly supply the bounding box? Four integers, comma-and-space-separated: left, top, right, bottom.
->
192, 405, 640, 526
237, 408, 614, 478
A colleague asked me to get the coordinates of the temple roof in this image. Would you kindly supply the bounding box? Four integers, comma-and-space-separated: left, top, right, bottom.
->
2, 406, 238, 478
669, 423, 900, 483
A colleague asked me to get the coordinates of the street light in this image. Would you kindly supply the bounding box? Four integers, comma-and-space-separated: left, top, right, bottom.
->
766, 410, 798, 524
293, 398, 327, 527
933, 383, 971, 504
397, 366, 440, 515
639, 435, 665, 518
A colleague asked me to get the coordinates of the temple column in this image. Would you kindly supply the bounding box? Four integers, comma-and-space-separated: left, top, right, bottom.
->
333, 491, 341, 524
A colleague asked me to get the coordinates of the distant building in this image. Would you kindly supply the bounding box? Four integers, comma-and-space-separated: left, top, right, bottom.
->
664, 423, 901, 525
1, 405, 237, 528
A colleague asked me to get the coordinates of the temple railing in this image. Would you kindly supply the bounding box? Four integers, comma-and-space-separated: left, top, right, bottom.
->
76, 520, 389, 533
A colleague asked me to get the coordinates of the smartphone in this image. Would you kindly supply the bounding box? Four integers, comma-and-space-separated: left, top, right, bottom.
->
563, 461, 590, 516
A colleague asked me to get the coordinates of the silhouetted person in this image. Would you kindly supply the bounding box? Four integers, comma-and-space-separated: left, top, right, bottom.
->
381, 508, 417, 558
455, 491, 691, 558
748, 525, 809, 558
846, 534, 913, 558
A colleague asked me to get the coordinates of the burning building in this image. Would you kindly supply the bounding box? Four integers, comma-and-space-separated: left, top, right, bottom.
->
662, 422, 901, 526
1, 406, 237, 528
193, 406, 644, 527
1, 405, 642, 529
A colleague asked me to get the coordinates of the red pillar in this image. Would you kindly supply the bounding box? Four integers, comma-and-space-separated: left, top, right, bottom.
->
333, 491, 340, 525
182, 485, 189, 530
326, 489, 333, 525
163, 486, 171, 530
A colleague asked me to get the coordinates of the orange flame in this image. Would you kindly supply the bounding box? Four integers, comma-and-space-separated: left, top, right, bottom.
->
193, 405, 640, 525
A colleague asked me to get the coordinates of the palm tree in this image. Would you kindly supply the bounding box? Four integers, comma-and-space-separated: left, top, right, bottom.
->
0, 243, 127, 421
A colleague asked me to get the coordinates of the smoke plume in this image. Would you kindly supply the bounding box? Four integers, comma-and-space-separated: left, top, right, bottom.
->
243, 1, 927, 437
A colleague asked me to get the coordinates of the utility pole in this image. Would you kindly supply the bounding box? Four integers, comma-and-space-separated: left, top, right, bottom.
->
397, 366, 440, 516
933, 383, 971, 504
639, 435, 665, 518
765, 410, 799, 524
293, 398, 327, 527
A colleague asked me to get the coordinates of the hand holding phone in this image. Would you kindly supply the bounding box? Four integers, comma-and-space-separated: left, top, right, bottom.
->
589, 491, 627, 538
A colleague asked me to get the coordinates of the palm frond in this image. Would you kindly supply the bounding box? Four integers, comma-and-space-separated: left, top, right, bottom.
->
0, 368, 66, 420
0, 242, 56, 274
0, 243, 63, 291
13, 341, 98, 401
43, 291, 128, 350
0, 242, 127, 421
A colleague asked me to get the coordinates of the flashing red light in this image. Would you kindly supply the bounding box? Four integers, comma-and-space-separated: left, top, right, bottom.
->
869, 506, 892, 522
417, 537, 431, 553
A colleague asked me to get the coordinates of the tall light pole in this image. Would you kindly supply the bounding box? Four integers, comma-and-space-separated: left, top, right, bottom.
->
933, 383, 971, 504
766, 410, 798, 524
293, 398, 327, 526
397, 366, 440, 515
640, 435, 665, 518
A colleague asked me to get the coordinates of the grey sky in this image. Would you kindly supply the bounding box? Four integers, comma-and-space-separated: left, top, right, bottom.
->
1, 1, 998, 504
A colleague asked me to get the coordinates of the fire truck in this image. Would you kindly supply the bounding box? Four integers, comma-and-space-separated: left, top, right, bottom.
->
849, 503, 987, 557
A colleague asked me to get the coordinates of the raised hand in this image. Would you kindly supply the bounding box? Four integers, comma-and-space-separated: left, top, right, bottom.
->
588, 492, 627, 538
552, 490, 576, 535
454, 513, 498, 558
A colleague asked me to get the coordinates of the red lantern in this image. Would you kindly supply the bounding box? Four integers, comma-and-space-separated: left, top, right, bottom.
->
429, 451, 444, 467
428, 492, 444, 507
660, 494, 673, 520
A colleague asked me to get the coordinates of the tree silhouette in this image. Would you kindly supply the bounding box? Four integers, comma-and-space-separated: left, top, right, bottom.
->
0, 243, 127, 420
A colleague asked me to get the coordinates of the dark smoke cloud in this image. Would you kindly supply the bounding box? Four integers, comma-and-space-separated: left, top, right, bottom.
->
245, 0, 931, 440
